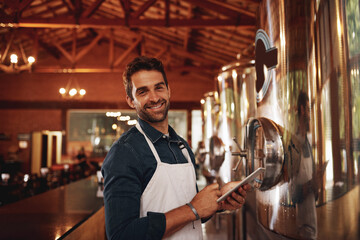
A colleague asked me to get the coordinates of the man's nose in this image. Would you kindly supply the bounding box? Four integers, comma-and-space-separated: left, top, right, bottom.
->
148, 90, 160, 102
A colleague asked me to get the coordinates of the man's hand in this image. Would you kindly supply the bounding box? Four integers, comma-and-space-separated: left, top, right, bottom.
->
190, 183, 221, 219
219, 183, 251, 211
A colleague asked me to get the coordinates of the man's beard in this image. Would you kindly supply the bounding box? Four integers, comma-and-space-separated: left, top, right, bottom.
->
303, 115, 310, 132
137, 99, 170, 123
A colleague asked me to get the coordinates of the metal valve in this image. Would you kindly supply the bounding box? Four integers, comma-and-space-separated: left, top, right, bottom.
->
232, 137, 247, 172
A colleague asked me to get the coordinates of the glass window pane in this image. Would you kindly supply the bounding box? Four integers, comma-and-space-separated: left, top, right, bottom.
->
67, 110, 187, 157
191, 110, 203, 151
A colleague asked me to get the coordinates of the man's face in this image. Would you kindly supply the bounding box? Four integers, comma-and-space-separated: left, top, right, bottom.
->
301, 101, 310, 131
126, 70, 170, 123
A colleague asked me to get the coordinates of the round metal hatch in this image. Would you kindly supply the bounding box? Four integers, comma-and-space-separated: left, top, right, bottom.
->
245, 117, 284, 190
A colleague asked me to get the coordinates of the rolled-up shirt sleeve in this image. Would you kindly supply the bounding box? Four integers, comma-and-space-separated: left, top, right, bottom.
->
102, 140, 166, 240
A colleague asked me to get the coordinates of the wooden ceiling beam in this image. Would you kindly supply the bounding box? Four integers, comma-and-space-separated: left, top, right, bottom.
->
214, 25, 255, 34
207, 0, 256, 18
62, 0, 75, 13
30, 65, 217, 74
37, 42, 61, 60
132, 0, 157, 19
141, 29, 182, 48
18, 0, 35, 15
74, 0, 83, 20
1, 33, 14, 63
74, 0, 83, 10
9, 17, 255, 28
47, 2, 61, 18
170, 47, 214, 65
182, 0, 244, 19
119, 0, 131, 25
109, 29, 114, 67
166, 65, 218, 73
119, 0, 131, 12
22, 29, 61, 59
183, 28, 191, 51
154, 46, 169, 59
32, 67, 124, 73
81, 0, 105, 18
113, 35, 142, 67
165, 0, 169, 26
19, 42, 28, 63
0, 1, 257, 74
139, 38, 146, 55
199, 29, 254, 47
24, 4, 65, 19
141, 29, 239, 65
124, 18, 255, 27
54, 41, 74, 63
237, 0, 261, 3
75, 30, 106, 62
72, 28, 77, 60
32, 30, 38, 60
183, 4, 195, 51
195, 37, 248, 57
194, 42, 237, 63
2, 0, 19, 9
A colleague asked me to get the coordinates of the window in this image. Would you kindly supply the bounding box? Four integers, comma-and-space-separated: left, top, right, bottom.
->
67, 110, 187, 157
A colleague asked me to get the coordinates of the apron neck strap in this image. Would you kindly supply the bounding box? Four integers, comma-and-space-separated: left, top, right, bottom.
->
177, 141, 192, 164
136, 122, 192, 164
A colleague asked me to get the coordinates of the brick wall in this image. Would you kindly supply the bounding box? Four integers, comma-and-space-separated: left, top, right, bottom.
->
0, 109, 62, 172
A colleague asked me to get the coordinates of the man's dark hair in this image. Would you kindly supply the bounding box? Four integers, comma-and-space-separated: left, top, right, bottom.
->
123, 56, 168, 100
297, 91, 309, 118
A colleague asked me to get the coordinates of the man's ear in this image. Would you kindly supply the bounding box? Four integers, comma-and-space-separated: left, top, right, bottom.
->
168, 86, 171, 98
126, 95, 135, 108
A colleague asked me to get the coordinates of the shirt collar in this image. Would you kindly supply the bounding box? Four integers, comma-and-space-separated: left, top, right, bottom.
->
138, 118, 180, 143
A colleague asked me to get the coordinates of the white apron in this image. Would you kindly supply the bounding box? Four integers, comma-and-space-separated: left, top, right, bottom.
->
136, 123, 203, 240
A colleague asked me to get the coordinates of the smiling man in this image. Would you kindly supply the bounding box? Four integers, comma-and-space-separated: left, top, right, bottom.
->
126, 70, 170, 131
101, 56, 250, 240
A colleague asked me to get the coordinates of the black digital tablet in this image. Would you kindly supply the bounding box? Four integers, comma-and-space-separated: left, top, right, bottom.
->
217, 167, 265, 202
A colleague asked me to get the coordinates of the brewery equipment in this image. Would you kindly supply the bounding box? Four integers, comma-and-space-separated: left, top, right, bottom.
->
204, 0, 360, 239
200, 62, 256, 239
236, 0, 360, 239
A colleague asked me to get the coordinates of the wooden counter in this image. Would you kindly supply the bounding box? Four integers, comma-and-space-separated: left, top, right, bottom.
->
0, 176, 104, 240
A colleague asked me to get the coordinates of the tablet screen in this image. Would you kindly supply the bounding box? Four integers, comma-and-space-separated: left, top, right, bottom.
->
217, 167, 265, 202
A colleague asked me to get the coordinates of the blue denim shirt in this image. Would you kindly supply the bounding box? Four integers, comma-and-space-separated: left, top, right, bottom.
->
101, 118, 197, 240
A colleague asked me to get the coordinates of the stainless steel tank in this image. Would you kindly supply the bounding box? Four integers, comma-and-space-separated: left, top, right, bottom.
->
200, 61, 257, 187
237, 0, 360, 239
216, 61, 257, 185
200, 91, 221, 184
200, 63, 256, 240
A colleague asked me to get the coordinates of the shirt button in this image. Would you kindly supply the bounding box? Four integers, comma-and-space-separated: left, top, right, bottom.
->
163, 135, 166, 138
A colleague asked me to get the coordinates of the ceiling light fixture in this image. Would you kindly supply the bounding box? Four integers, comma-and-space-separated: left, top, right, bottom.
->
59, 76, 86, 100
0, 53, 35, 73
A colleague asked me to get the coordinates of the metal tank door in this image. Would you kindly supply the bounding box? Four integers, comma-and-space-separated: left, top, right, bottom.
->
232, 117, 284, 191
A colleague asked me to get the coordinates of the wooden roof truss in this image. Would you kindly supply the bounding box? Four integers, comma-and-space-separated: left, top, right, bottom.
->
0, 0, 259, 76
